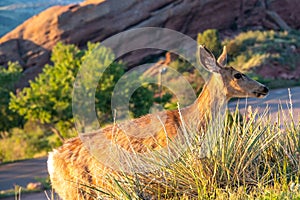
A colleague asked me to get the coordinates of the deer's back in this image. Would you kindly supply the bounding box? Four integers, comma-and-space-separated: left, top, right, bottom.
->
48, 109, 183, 199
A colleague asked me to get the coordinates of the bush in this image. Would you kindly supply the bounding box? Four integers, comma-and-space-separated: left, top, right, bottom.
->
198, 29, 222, 56
0, 62, 24, 135
9, 42, 82, 141
166, 57, 205, 97
0, 122, 51, 162
223, 30, 300, 72
9, 42, 157, 141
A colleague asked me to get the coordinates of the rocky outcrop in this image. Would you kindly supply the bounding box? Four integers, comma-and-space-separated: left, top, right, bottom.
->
0, 0, 299, 85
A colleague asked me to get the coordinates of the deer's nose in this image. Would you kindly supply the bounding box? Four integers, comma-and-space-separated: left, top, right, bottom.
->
263, 86, 269, 94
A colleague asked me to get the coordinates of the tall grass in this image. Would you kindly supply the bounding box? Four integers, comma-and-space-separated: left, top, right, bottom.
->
78, 104, 300, 199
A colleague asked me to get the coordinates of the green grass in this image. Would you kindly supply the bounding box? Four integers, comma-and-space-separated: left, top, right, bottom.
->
224, 30, 300, 70
75, 104, 300, 199
169, 29, 300, 91
223, 30, 300, 88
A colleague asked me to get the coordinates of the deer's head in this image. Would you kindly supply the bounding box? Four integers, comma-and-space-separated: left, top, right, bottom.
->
198, 45, 269, 99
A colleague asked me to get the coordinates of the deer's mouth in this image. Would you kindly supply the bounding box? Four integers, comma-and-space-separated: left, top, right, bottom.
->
252, 86, 269, 98
253, 91, 268, 98
253, 92, 266, 98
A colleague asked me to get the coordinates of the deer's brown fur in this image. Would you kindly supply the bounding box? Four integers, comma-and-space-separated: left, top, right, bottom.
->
48, 45, 269, 200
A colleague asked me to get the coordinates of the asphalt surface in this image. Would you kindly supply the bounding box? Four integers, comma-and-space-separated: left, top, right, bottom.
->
228, 86, 300, 123
0, 191, 52, 200
0, 157, 48, 191
0, 87, 299, 199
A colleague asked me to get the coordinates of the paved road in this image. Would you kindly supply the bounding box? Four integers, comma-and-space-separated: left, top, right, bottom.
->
229, 86, 300, 123
0, 87, 299, 199
0, 191, 52, 200
0, 157, 48, 191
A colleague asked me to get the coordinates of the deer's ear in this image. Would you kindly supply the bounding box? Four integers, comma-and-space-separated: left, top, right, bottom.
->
217, 46, 227, 67
198, 45, 220, 73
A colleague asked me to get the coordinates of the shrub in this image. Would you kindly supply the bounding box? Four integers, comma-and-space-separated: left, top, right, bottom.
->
198, 29, 222, 56
0, 122, 51, 162
223, 30, 300, 72
9, 42, 156, 142
0, 62, 23, 135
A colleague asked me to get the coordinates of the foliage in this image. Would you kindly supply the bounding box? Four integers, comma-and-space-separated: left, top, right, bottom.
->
170, 60, 204, 93
157, 58, 205, 110
224, 30, 300, 72
9, 43, 82, 141
0, 62, 23, 135
9, 42, 156, 141
0, 122, 51, 162
77, 43, 156, 123
75, 42, 126, 126
129, 84, 155, 118
198, 29, 222, 56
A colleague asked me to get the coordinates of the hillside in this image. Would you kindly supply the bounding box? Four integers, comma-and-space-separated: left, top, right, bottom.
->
0, 0, 300, 87
0, 0, 83, 37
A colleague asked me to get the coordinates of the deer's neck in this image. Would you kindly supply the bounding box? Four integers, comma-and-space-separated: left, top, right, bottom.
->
181, 74, 228, 131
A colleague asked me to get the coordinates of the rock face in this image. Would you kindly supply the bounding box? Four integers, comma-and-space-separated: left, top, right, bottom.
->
0, 0, 299, 85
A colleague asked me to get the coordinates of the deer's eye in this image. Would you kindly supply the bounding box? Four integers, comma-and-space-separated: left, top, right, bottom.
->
234, 73, 243, 79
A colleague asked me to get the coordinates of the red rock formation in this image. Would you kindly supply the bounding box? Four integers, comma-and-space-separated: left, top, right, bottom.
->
0, 0, 299, 85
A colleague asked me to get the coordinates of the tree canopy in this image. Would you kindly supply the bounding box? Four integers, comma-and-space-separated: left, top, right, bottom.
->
0, 62, 23, 134
9, 42, 155, 141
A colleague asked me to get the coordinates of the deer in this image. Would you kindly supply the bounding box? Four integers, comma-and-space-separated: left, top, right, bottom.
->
47, 45, 269, 200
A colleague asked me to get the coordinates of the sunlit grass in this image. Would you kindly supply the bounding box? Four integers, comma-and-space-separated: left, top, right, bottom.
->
67, 101, 300, 199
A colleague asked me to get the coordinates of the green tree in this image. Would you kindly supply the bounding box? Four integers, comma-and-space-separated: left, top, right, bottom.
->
10, 43, 84, 141
129, 84, 155, 118
0, 62, 23, 136
9, 42, 156, 141
197, 29, 222, 56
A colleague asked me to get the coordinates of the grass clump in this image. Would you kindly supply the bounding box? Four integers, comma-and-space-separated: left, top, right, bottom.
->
178, 29, 300, 90
223, 30, 300, 88
78, 105, 300, 199
224, 30, 300, 71
198, 29, 222, 56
